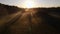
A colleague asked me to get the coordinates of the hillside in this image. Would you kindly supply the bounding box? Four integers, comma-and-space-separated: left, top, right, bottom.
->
0, 3, 22, 18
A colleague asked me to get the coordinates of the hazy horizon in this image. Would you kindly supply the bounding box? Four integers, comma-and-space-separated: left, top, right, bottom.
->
0, 0, 60, 8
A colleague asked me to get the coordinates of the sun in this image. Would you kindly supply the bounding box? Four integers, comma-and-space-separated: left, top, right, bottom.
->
23, 0, 35, 8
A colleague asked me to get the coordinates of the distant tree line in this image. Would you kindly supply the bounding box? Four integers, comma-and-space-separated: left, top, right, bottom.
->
0, 3, 22, 15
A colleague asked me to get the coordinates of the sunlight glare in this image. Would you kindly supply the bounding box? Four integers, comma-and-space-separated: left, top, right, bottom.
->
23, 0, 35, 8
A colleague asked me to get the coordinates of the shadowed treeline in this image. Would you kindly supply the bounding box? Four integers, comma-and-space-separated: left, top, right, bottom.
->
0, 3, 22, 17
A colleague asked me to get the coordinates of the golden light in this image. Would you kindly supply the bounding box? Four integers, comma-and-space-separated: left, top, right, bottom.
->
23, 0, 35, 8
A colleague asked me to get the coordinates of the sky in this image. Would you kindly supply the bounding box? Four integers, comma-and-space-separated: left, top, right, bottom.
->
0, 0, 60, 8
